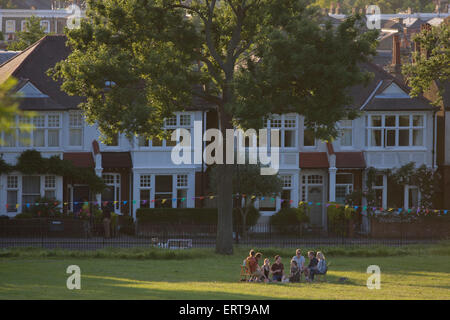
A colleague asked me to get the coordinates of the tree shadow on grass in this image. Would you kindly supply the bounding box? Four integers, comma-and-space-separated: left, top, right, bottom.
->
82, 274, 296, 300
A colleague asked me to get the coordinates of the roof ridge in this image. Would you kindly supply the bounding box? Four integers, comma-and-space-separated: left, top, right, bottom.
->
6, 36, 50, 78
0, 36, 46, 69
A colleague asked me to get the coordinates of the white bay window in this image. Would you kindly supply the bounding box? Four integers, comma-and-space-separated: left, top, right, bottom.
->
366, 114, 425, 148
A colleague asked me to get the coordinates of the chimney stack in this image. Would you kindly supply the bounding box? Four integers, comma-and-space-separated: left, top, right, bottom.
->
392, 34, 401, 67
390, 34, 403, 79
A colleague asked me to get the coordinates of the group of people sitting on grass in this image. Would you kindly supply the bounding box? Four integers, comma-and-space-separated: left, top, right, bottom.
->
244, 249, 327, 283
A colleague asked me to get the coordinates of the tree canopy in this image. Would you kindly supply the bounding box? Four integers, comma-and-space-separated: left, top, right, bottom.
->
51, 0, 378, 254
403, 21, 450, 106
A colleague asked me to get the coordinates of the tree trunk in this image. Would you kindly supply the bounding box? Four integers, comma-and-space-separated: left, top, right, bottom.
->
240, 207, 248, 241
215, 79, 235, 254
216, 164, 234, 254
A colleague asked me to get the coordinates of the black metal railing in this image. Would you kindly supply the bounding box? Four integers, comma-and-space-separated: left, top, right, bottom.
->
0, 218, 448, 249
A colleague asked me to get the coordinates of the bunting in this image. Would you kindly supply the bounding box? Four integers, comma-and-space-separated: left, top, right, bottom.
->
4, 194, 449, 215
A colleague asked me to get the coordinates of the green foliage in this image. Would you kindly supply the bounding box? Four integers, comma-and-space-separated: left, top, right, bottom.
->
403, 22, 450, 106
0, 78, 34, 145
7, 16, 46, 51
1, 150, 106, 193
49, 0, 378, 254
0, 0, 16, 9
19, 197, 62, 218
232, 206, 260, 229
327, 203, 356, 236
269, 206, 310, 234
388, 162, 441, 208
0, 158, 13, 174
119, 215, 135, 235
210, 163, 283, 198
234, 12, 378, 139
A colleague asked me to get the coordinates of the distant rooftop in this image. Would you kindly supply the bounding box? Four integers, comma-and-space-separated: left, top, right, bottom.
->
2, 0, 86, 10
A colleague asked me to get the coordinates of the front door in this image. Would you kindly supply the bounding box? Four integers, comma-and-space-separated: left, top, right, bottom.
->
73, 186, 89, 214
308, 186, 323, 226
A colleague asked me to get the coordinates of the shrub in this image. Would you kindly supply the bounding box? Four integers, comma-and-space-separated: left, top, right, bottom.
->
119, 215, 135, 235
21, 197, 62, 218
327, 204, 356, 236
233, 206, 260, 230
269, 206, 309, 234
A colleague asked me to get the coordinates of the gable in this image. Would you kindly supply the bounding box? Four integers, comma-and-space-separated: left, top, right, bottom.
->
376, 82, 410, 98
17, 82, 49, 98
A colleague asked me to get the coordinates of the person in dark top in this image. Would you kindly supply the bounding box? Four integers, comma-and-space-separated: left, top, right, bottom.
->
304, 251, 318, 282
271, 255, 284, 282
261, 258, 271, 282
289, 259, 301, 283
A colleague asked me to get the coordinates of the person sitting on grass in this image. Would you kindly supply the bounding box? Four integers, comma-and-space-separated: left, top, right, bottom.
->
271, 255, 284, 282
310, 251, 327, 281
247, 251, 263, 282
260, 258, 271, 282
289, 259, 301, 283
245, 249, 256, 267
292, 249, 305, 279
304, 251, 318, 282
252, 252, 264, 281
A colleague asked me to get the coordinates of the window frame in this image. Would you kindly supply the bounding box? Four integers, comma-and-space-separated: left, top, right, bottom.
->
365, 113, 426, 149
264, 114, 298, 149
40, 20, 51, 33
1, 113, 62, 149
335, 173, 354, 203
339, 119, 353, 148
69, 111, 84, 147
137, 113, 193, 149
5, 20, 15, 33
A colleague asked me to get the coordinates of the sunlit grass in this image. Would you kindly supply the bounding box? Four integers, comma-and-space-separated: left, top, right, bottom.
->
0, 247, 449, 299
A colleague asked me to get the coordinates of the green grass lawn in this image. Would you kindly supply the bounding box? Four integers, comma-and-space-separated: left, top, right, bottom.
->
0, 246, 449, 299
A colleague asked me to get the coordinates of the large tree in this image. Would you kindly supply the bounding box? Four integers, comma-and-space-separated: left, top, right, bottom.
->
403, 21, 449, 106
50, 0, 377, 254
8, 16, 46, 51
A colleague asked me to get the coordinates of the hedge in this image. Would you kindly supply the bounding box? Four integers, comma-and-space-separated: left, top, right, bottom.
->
136, 207, 260, 227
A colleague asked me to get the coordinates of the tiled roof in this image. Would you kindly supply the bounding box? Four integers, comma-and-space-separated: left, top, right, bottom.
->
299, 152, 329, 169
63, 152, 94, 168
101, 152, 132, 169
347, 62, 436, 111
335, 152, 366, 169
0, 35, 83, 110
0, 36, 214, 112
